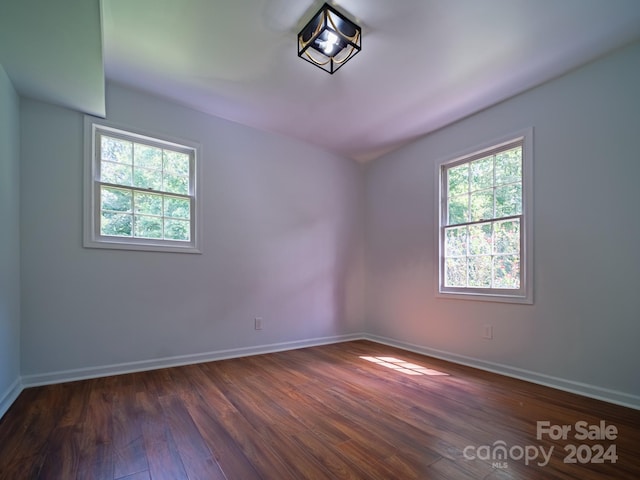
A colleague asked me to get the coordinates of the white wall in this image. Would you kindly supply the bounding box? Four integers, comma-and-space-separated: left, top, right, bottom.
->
0, 64, 21, 416
20, 82, 365, 379
365, 40, 640, 406
13, 40, 640, 409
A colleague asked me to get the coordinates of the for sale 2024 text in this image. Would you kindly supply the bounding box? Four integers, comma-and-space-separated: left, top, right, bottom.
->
537, 420, 618, 465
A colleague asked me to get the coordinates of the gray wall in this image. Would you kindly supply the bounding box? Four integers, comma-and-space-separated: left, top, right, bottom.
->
365, 40, 640, 404
0, 64, 21, 415
20, 83, 365, 378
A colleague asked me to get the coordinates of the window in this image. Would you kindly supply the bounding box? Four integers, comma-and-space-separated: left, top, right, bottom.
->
437, 129, 532, 303
84, 119, 201, 253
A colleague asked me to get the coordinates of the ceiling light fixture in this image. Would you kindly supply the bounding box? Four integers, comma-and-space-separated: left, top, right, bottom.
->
297, 3, 361, 74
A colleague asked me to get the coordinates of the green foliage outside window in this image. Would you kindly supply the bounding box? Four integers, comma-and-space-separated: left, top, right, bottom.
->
444, 146, 522, 289
98, 134, 192, 242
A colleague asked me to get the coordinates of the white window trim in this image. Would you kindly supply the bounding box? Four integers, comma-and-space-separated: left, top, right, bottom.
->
83, 116, 203, 254
435, 128, 533, 304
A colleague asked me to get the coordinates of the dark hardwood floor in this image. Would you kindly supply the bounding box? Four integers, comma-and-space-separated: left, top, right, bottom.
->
1, 340, 639, 479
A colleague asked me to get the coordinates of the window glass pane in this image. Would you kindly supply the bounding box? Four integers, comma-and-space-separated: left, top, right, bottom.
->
470, 156, 493, 191
101, 161, 132, 186
493, 255, 520, 288
164, 196, 190, 219
163, 173, 189, 195
134, 192, 162, 215
495, 147, 521, 185
101, 186, 132, 212
494, 219, 520, 254
134, 144, 162, 169
445, 226, 467, 257
468, 256, 492, 287
134, 167, 163, 190
447, 195, 469, 225
445, 257, 467, 287
164, 151, 190, 176
134, 215, 163, 239
92, 125, 198, 250
470, 190, 493, 222
101, 136, 132, 164
469, 223, 492, 255
447, 164, 468, 196
101, 212, 132, 237
495, 184, 522, 217
439, 136, 528, 300
165, 219, 190, 241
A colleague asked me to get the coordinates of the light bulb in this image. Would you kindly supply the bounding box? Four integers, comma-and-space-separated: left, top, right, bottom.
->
319, 31, 340, 55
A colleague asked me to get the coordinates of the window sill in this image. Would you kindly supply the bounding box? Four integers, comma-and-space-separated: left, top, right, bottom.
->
83, 237, 202, 254
437, 289, 533, 304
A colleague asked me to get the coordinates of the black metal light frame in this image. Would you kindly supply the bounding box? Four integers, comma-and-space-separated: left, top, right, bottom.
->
297, 3, 361, 74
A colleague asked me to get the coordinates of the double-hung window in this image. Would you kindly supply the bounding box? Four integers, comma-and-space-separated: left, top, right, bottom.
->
84, 119, 201, 253
438, 129, 532, 303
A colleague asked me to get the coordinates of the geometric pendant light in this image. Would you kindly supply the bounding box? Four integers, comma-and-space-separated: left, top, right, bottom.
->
298, 3, 361, 74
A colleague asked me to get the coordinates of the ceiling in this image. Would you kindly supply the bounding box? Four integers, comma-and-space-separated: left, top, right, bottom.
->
3, 1, 640, 162
0, 0, 104, 116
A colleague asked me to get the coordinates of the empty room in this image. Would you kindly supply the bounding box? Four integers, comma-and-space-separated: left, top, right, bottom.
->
1, 0, 640, 478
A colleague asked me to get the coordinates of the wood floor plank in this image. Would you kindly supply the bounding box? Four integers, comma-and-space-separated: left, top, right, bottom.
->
332, 439, 413, 480
74, 377, 115, 479
37, 425, 80, 479
158, 393, 227, 480
137, 390, 189, 480
116, 471, 151, 480
0, 453, 48, 479
288, 429, 375, 480
0, 385, 67, 466
197, 362, 309, 479
112, 375, 148, 479
1, 340, 639, 480
182, 393, 262, 480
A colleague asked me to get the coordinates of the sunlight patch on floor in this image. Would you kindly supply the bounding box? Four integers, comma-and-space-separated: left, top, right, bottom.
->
360, 356, 449, 376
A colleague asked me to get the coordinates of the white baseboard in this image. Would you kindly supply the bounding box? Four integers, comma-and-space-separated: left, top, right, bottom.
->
0, 377, 23, 419
363, 333, 640, 411
10, 332, 639, 420
20, 333, 363, 388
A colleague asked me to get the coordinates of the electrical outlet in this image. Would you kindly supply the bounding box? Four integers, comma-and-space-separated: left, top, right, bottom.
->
483, 324, 493, 339
254, 317, 263, 330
